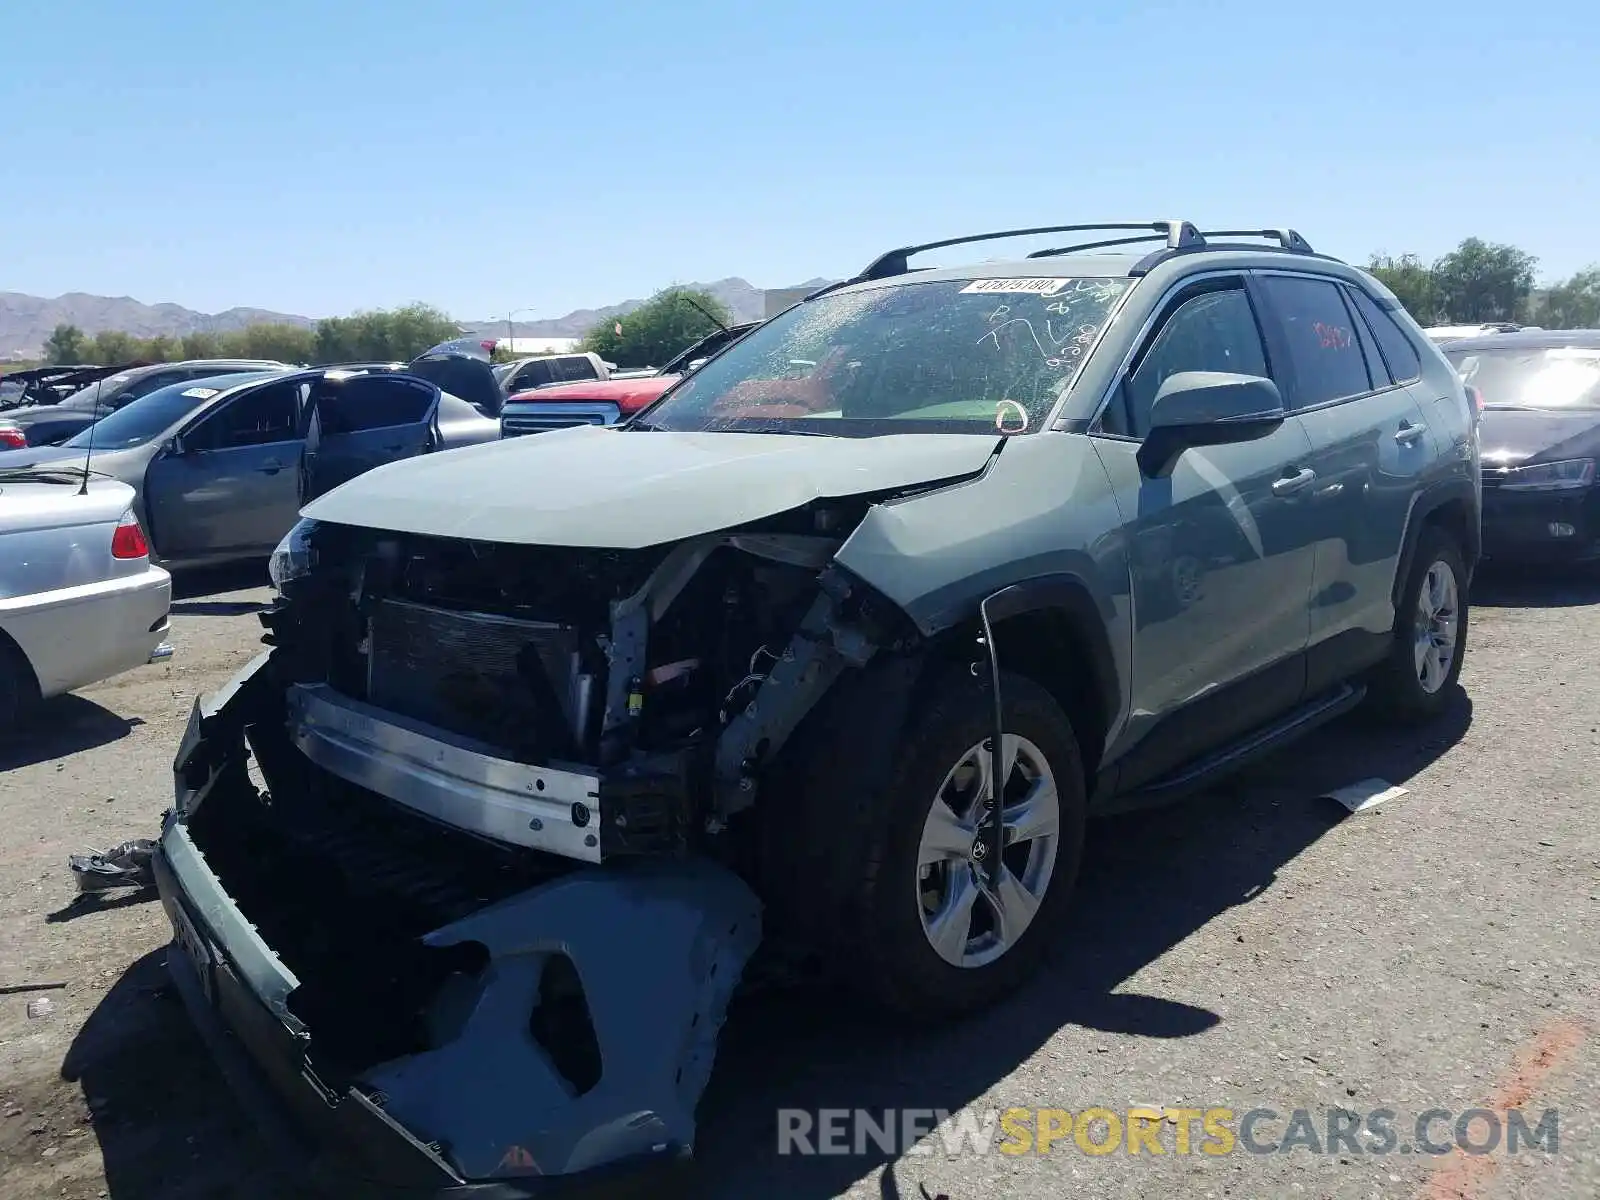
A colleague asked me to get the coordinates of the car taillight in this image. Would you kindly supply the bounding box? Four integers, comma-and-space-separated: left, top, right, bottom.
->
1465, 385, 1484, 415
111, 510, 150, 560
0, 426, 25, 449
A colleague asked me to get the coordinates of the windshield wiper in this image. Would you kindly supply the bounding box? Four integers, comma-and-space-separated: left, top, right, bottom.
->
0, 466, 101, 486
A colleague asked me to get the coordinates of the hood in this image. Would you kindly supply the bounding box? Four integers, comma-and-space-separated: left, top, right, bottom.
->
302, 424, 1003, 549
505, 375, 678, 414
1477, 408, 1600, 467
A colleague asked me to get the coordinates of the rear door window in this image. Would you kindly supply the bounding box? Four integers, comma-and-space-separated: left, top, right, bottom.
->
119, 371, 183, 402
555, 355, 600, 382
1347, 287, 1423, 383
510, 360, 555, 391
1258, 275, 1374, 408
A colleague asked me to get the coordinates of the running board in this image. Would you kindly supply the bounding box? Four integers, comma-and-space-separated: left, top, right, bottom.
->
1109, 682, 1366, 813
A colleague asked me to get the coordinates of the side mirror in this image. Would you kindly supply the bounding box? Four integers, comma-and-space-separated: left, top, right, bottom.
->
1136, 371, 1286, 477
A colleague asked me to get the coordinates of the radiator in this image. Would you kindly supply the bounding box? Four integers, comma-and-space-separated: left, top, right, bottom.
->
365, 598, 588, 757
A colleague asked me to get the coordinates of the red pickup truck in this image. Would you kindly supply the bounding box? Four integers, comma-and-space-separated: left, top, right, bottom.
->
499, 321, 759, 436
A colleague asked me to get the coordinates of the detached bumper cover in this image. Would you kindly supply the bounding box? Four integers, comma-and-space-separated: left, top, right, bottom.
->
159, 653, 761, 1197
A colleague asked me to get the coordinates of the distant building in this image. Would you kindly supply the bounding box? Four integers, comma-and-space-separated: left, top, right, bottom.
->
497, 336, 582, 355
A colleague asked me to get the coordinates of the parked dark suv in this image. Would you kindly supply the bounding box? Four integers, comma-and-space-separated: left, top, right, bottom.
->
153, 221, 1480, 1196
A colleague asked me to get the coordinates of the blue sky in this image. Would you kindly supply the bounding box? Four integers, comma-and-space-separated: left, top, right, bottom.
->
2, 0, 1594, 321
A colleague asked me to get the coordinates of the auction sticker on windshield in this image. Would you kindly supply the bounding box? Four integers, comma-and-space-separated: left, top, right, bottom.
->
959, 278, 1074, 296
180, 387, 220, 399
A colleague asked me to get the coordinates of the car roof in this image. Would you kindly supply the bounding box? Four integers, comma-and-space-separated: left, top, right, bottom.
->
1440, 330, 1600, 353
120, 358, 286, 377
173, 369, 292, 393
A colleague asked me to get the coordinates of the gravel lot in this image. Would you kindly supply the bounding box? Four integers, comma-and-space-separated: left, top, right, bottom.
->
1, 563, 1595, 1200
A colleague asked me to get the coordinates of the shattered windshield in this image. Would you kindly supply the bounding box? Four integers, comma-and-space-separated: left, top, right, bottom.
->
1448, 345, 1600, 410
635, 277, 1131, 435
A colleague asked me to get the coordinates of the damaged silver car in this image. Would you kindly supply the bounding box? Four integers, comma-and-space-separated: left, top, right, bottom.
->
154, 221, 1479, 1195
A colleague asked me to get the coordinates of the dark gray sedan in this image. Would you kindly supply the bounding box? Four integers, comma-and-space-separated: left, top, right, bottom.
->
6, 365, 500, 568
0, 359, 291, 447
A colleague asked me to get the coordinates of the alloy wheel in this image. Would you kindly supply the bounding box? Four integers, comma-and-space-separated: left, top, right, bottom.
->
915, 734, 1060, 969
1413, 558, 1460, 695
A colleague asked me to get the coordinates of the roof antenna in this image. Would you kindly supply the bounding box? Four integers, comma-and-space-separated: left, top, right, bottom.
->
76, 374, 105, 496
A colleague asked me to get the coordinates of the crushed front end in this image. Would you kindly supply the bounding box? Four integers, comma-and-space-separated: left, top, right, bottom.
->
153, 509, 918, 1195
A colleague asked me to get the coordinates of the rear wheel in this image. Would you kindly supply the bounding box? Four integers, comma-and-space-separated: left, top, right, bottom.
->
1365, 525, 1468, 723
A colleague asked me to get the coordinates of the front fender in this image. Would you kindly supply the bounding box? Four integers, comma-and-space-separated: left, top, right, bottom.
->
834, 433, 1131, 723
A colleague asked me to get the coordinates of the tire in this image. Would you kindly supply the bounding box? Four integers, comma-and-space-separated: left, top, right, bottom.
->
771, 662, 1088, 1022
0, 636, 40, 734
1364, 524, 1468, 724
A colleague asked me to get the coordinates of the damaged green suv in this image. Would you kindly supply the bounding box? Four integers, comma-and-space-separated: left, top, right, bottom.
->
154, 221, 1479, 1195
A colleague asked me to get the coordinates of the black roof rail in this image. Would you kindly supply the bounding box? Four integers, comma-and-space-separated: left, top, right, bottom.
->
855, 221, 1204, 281
1130, 227, 1324, 276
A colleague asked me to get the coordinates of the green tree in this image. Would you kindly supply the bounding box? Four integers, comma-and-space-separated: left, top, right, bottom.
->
45, 323, 86, 365
313, 304, 460, 363
133, 335, 182, 362
1535, 266, 1600, 328
179, 329, 225, 359
1431, 237, 1537, 323
1367, 254, 1439, 323
579, 287, 730, 369
86, 329, 139, 364
224, 322, 317, 363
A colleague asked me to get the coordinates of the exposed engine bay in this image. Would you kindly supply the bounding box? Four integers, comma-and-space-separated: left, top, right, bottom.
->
260, 493, 922, 869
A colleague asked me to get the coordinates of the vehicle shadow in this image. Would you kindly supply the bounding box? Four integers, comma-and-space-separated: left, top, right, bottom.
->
0, 695, 143, 771
694, 688, 1472, 1199
58, 691, 1471, 1200
169, 560, 270, 602
60, 949, 282, 1200
169, 599, 270, 617
1471, 563, 1600, 609
46, 888, 158, 924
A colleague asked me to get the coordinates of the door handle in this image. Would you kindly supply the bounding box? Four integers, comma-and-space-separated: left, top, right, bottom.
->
259, 460, 283, 474
1271, 467, 1316, 497
1394, 421, 1427, 445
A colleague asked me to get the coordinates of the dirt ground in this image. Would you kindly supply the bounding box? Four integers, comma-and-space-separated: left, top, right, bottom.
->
0, 563, 1596, 1199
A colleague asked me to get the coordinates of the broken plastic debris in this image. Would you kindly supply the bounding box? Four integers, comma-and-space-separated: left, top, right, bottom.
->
1321, 779, 1408, 814
68, 839, 157, 893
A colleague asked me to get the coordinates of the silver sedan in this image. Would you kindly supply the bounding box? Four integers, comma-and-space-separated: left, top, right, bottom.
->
0, 365, 500, 570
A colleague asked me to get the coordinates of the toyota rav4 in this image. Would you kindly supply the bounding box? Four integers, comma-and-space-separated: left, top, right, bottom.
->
153, 221, 1480, 1197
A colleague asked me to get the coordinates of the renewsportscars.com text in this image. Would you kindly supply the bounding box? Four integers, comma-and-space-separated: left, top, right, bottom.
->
776, 1106, 1560, 1158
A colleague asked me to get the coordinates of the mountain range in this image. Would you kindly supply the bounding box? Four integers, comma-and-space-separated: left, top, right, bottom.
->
0, 276, 836, 357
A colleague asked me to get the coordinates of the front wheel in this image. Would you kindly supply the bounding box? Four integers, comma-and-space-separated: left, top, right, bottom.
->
843, 667, 1087, 1021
